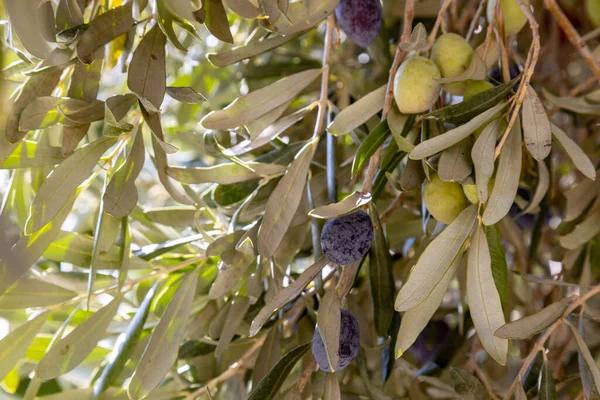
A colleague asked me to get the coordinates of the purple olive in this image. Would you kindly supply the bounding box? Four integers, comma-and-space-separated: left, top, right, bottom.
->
312, 309, 361, 372
320, 210, 374, 265
335, 0, 383, 48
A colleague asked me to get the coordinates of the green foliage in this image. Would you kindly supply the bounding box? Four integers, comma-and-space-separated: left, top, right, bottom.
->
1, 0, 600, 399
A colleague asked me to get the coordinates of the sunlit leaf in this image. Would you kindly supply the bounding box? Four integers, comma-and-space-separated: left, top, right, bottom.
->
167, 162, 287, 184
327, 85, 386, 136
495, 299, 569, 339
309, 191, 371, 219
128, 25, 166, 109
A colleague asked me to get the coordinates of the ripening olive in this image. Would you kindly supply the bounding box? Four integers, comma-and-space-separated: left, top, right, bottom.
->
423, 174, 470, 224
335, 0, 383, 48
487, 0, 530, 36
463, 80, 495, 101
586, 0, 600, 27
393, 56, 441, 114
462, 178, 496, 204
430, 33, 474, 95
312, 309, 361, 372
320, 210, 374, 265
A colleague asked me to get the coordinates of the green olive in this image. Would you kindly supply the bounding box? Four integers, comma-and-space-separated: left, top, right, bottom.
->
462, 178, 496, 204
464, 80, 494, 101
586, 0, 600, 27
487, 0, 530, 36
424, 174, 470, 224
393, 56, 441, 114
430, 33, 473, 95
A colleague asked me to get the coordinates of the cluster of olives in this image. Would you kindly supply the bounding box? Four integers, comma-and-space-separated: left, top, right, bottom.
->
312, 309, 361, 372
335, 0, 382, 48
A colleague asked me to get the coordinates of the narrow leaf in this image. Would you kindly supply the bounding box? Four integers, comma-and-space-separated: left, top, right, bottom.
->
128, 271, 199, 400
538, 360, 558, 400
253, 327, 281, 385
28, 136, 117, 232
248, 343, 311, 400
467, 224, 507, 365
551, 124, 595, 180
167, 162, 287, 184
483, 224, 508, 305
324, 373, 342, 400
128, 25, 166, 109
0, 277, 77, 309
76, 4, 134, 63
327, 85, 386, 136
471, 118, 501, 203
352, 120, 390, 178
203, 0, 234, 43
250, 257, 328, 336
566, 318, 600, 397
309, 191, 371, 219
438, 138, 473, 182
201, 69, 321, 129
165, 86, 207, 103
0, 141, 65, 169
495, 299, 570, 339
410, 102, 507, 160
542, 88, 600, 115
560, 201, 600, 250
369, 204, 395, 336
522, 87, 552, 160
215, 297, 251, 357
521, 160, 550, 215
482, 117, 522, 226
450, 367, 487, 400
257, 139, 318, 259
0, 311, 49, 382
36, 296, 122, 379
423, 78, 518, 125
395, 205, 477, 311
318, 288, 341, 371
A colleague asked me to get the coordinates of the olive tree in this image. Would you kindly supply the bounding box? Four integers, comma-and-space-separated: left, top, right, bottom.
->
0, 0, 599, 398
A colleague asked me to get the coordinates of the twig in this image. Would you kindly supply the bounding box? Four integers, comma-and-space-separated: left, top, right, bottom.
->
362, 0, 415, 194
427, 0, 454, 49
381, 192, 407, 223
474, 366, 500, 400
312, 16, 335, 140
502, 284, 600, 399
297, 357, 317, 392
543, 0, 600, 79
184, 334, 267, 400
582, 26, 600, 41
494, 0, 540, 159
466, 0, 488, 41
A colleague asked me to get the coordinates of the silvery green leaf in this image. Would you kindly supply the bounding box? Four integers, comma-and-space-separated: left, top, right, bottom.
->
128, 25, 166, 110
317, 287, 341, 371
309, 191, 371, 219
560, 201, 600, 250
551, 123, 595, 180
471, 118, 501, 203
522, 87, 552, 161
438, 138, 473, 183
327, 85, 386, 136
395, 205, 477, 311
495, 299, 570, 339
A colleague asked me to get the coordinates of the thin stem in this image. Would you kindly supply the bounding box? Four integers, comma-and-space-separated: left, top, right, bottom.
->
312, 16, 335, 140
494, 0, 540, 159
502, 284, 600, 399
362, 0, 415, 194
544, 0, 600, 79
466, 0, 488, 41
427, 0, 454, 49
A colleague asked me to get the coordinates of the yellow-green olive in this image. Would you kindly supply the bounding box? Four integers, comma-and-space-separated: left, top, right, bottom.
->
393, 56, 441, 114
430, 33, 473, 95
424, 174, 470, 224
487, 0, 530, 36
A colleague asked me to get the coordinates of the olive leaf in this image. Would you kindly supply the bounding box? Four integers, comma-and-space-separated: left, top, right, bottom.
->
103, 126, 145, 218
253, 327, 282, 385
201, 69, 322, 130
309, 191, 371, 219
202, 0, 234, 43
226, 0, 261, 19
224, 106, 313, 156
560, 201, 600, 250
450, 367, 488, 400
128, 25, 166, 110
352, 120, 390, 178
257, 138, 318, 259
484, 224, 508, 305
0, 311, 49, 382
520, 160, 550, 215
542, 88, 600, 115
245, 101, 292, 140
551, 123, 595, 180
317, 288, 341, 371
167, 162, 287, 184
248, 343, 312, 400
207, 32, 304, 67
423, 78, 518, 125
324, 373, 342, 400
76, 3, 134, 63
400, 157, 425, 191
215, 297, 251, 357
472, 118, 501, 203
165, 86, 207, 103
327, 84, 386, 136
438, 138, 473, 183
369, 204, 395, 336
568, 316, 600, 398
0, 277, 77, 310
399, 23, 428, 52
395, 205, 477, 311
265, 0, 338, 35
395, 252, 461, 358
128, 270, 199, 400
482, 117, 521, 226
563, 178, 598, 222
28, 136, 117, 232
410, 102, 507, 160
250, 257, 328, 336
92, 282, 159, 399
36, 296, 122, 379
522, 87, 552, 161
467, 224, 507, 365
538, 360, 558, 400
0, 141, 65, 169
495, 299, 570, 339
4, 0, 53, 58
